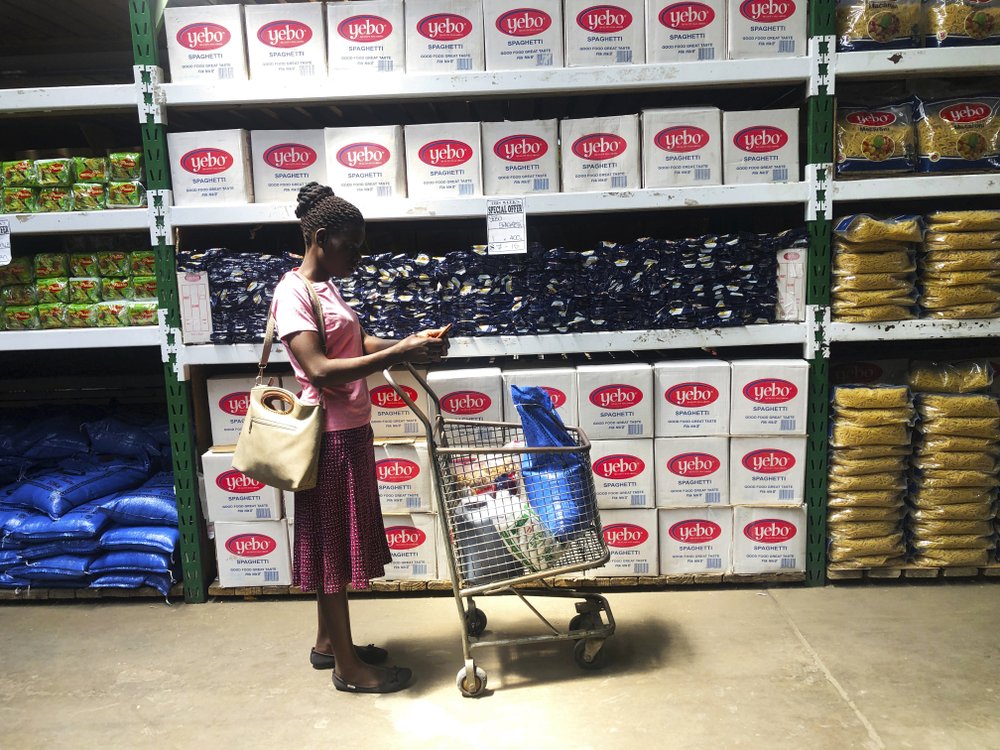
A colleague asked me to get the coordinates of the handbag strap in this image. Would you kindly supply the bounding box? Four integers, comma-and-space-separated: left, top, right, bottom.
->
258, 271, 329, 384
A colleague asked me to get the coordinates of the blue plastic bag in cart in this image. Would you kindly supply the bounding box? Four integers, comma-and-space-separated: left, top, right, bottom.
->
511, 385, 594, 543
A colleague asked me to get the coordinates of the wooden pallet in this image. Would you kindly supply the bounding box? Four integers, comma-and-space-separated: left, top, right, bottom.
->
828, 565, 1000, 581
0, 584, 184, 601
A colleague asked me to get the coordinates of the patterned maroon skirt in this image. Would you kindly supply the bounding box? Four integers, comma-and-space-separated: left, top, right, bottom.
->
292, 425, 391, 594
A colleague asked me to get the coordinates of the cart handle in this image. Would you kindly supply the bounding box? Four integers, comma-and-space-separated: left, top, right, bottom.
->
382, 363, 440, 435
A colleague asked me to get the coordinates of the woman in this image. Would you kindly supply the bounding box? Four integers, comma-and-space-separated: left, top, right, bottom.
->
273, 182, 449, 694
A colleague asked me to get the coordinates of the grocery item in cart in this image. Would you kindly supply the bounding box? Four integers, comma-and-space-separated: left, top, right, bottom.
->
836, 103, 917, 176
914, 95, 1000, 173
487, 490, 567, 572
452, 495, 525, 584
925, 0, 1000, 46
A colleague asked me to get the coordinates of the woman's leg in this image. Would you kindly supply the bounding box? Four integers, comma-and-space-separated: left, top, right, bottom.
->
317, 590, 383, 685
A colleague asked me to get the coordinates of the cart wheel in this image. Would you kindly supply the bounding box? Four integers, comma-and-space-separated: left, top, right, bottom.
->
456, 666, 488, 697
569, 612, 598, 635
574, 638, 608, 670
465, 608, 488, 637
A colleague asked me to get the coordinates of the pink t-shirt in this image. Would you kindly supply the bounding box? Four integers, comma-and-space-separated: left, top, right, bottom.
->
272, 271, 371, 433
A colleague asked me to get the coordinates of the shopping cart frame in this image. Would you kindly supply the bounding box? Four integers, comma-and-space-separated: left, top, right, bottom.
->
384, 364, 616, 697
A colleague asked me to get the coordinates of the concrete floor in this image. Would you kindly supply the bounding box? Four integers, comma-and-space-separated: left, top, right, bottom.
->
1, 583, 997, 750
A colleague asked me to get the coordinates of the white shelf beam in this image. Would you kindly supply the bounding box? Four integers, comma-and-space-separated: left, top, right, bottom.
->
828, 319, 1000, 343
836, 48, 1000, 79
833, 174, 1000, 203
1, 209, 149, 235
0, 84, 137, 114
0, 327, 161, 352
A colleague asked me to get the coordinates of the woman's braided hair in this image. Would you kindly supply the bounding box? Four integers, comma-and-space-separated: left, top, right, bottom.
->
295, 181, 364, 241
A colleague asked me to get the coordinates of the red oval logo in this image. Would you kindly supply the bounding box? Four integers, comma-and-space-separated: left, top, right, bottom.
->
589, 384, 643, 409
603, 523, 649, 547
739, 0, 795, 23
218, 392, 250, 417
830, 362, 883, 385
370, 384, 418, 410
497, 8, 552, 36
417, 13, 472, 40
385, 525, 427, 550
442, 390, 492, 416
734, 126, 789, 153
572, 133, 627, 161
655, 126, 710, 154
336, 142, 390, 170
940, 102, 992, 124
659, 2, 716, 30
263, 143, 317, 171
576, 5, 633, 33
742, 378, 797, 404
845, 111, 897, 127
493, 134, 548, 163
665, 382, 719, 408
225, 533, 277, 557
593, 454, 645, 480
669, 519, 722, 544
180, 148, 234, 175
418, 140, 473, 168
216, 469, 265, 494
744, 518, 797, 544
667, 452, 721, 478
742, 448, 795, 474
376, 459, 420, 483
177, 22, 231, 51
258, 20, 313, 48
540, 386, 567, 408
338, 14, 393, 43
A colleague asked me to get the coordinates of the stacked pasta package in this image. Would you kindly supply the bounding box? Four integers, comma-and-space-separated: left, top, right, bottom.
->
832, 214, 921, 322
919, 210, 1000, 319
837, 0, 1000, 50
907, 361, 999, 568
827, 385, 912, 568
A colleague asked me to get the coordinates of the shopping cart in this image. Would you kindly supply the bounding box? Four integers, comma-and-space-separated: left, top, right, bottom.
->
383, 364, 616, 697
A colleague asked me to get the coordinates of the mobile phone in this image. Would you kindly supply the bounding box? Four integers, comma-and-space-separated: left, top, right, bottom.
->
428, 322, 453, 339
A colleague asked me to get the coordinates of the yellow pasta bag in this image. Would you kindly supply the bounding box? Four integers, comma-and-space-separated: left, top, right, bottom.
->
827, 490, 905, 507
834, 250, 915, 274
909, 499, 995, 516
918, 393, 1000, 417
915, 95, 1000, 173
925, 0, 1000, 47
921, 250, 1000, 272
925, 230, 1000, 250
829, 456, 909, 476
828, 521, 902, 538
832, 406, 914, 425
835, 306, 918, 323
924, 303, 1000, 319
828, 506, 906, 523
926, 209, 1000, 232
921, 269, 1000, 285
913, 549, 990, 566
832, 273, 914, 292
829, 555, 907, 568
834, 214, 924, 243
835, 239, 915, 253
834, 290, 916, 308
833, 385, 911, 409
919, 416, 1000, 438
911, 520, 994, 536
915, 470, 1000, 488
828, 473, 907, 491
908, 359, 993, 393
912, 451, 998, 472
912, 534, 994, 551
836, 0, 922, 49
834, 445, 912, 460
836, 104, 916, 175
828, 534, 905, 562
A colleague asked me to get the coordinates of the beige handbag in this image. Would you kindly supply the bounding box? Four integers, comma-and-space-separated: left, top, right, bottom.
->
232, 274, 327, 492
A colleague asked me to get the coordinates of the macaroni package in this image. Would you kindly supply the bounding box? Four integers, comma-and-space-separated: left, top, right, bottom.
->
915, 95, 1000, 173
836, 0, 922, 50
925, 0, 1000, 46
926, 209, 1000, 231
834, 214, 924, 243
836, 103, 917, 175
908, 359, 994, 393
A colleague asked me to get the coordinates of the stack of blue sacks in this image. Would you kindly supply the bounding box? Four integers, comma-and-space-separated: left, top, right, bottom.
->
0, 412, 179, 596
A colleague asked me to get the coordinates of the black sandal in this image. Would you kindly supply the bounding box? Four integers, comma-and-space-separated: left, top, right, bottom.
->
310, 644, 389, 670
332, 666, 413, 694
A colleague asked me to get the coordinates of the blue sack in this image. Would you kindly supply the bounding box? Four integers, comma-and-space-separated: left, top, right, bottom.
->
90, 572, 174, 597
89, 551, 172, 576
102, 478, 177, 527
0, 549, 21, 570
0, 572, 30, 588
101, 525, 179, 555
20, 539, 102, 561
84, 417, 161, 460
9, 502, 110, 542
15, 414, 91, 460
8, 554, 96, 581
1, 508, 46, 543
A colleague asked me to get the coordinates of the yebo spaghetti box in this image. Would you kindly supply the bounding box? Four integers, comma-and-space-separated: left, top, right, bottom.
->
576, 363, 654, 439
405, 122, 484, 198
482, 120, 561, 195
729, 359, 808, 435
374, 440, 434, 513
727, 0, 806, 59
590, 439, 655, 509
658, 506, 733, 575
378, 512, 438, 580
732, 505, 806, 573
405, 0, 486, 73
723, 109, 799, 184
326, 0, 405, 75
367, 368, 430, 438
484, 0, 564, 69
250, 130, 327, 203
587, 508, 659, 577
647, 0, 727, 63
326, 125, 408, 203
654, 436, 730, 506
502, 366, 577, 426
202, 448, 283, 523
426, 367, 505, 423
564, 0, 646, 66
730, 436, 806, 504
164, 5, 248, 83
653, 359, 731, 436
167, 129, 254, 206
642, 108, 722, 188
206, 374, 283, 446
215, 520, 291, 587
560, 115, 641, 192
244, 3, 327, 80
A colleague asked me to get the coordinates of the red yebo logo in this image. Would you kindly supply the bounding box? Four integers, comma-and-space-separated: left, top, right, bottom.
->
739, 0, 796, 22
370, 384, 418, 409
263, 144, 317, 170
593, 454, 645, 480
572, 134, 627, 161
497, 8, 552, 36
742, 378, 797, 404
219, 392, 250, 416
376, 459, 420, 483
655, 126, 710, 153
494, 135, 548, 163
667, 452, 721, 478
734, 126, 789, 153
177, 22, 231, 51
603, 523, 648, 547
258, 20, 313, 48
419, 140, 473, 167
589, 384, 643, 409
665, 382, 719, 408
669, 520, 722, 544
417, 13, 472, 40
181, 148, 234, 175
577, 5, 633, 33
940, 103, 992, 123
744, 519, 797, 544
846, 111, 897, 127
742, 448, 795, 474
337, 143, 390, 170
540, 386, 567, 408
385, 526, 426, 550
442, 390, 491, 415
338, 15, 393, 42
216, 469, 264, 494
225, 533, 277, 557
659, 2, 716, 30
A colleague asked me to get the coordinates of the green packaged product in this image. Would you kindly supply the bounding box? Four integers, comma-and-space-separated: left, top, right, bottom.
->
71, 183, 107, 211
130, 250, 156, 276
73, 156, 108, 184
3, 306, 40, 330
100, 277, 133, 301
1, 160, 36, 187
96, 300, 129, 327
132, 275, 158, 300
34, 158, 74, 187
2, 187, 37, 213
107, 181, 145, 208
37, 304, 67, 329
68, 277, 101, 304
65, 304, 100, 328
69, 253, 99, 277
35, 278, 69, 304
36, 187, 74, 213
33, 253, 68, 279
96, 251, 129, 277
108, 152, 143, 181
128, 300, 158, 326
1, 284, 38, 306
0, 257, 33, 286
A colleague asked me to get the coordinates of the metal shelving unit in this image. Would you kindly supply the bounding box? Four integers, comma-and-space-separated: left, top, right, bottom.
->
0, 328, 160, 352
0, 84, 137, 114
3, 209, 149, 235
836, 48, 1000, 79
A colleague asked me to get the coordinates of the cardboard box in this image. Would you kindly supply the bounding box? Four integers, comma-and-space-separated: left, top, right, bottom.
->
502, 366, 578, 427
177, 271, 213, 344
374, 440, 435, 513
776, 247, 806, 321
560, 115, 641, 192
729, 359, 808, 435
730, 436, 806, 504
326, 125, 407, 203
405, 0, 485, 72
426, 367, 505, 423
206, 374, 275, 446
284, 491, 295, 523
214, 520, 291, 587
367, 368, 430, 438
658, 506, 733, 574
404, 122, 483, 198
202, 448, 283, 522
250, 129, 327, 203
647, 0, 726, 62
589, 508, 658, 577
591, 439, 655, 509
484, 0, 564, 69
245, 3, 326, 80
482, 119, 560, 195
167, 129, 254, 206
642, 107, 722, 188
653, 359, 731, 436
727, 0, 806, 59
732, 505, 806, 573
723, 108, 799, 184
327, 0, 406, 74
655, 436, 729, 506
576, 363, 654, 439
379, 512, 438, 580
565, 0, 646, 66
164, 5, 248, 83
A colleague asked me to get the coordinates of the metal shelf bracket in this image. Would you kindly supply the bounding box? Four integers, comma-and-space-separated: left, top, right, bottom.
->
805, 304, 831, 360
806, 163, 833, 222
808, 35, 837, 97
158, 308, 185, 378
134, 64, 167, 125
147, 189, 174, 245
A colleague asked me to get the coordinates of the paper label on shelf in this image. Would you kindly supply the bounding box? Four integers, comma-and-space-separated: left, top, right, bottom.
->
487, 198, 527, 255
177, 271, 213, 344
776, 248, 806, 321
0, 219, 10, 266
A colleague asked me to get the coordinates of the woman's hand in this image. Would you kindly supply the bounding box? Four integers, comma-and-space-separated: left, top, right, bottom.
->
393, 333, 448, 364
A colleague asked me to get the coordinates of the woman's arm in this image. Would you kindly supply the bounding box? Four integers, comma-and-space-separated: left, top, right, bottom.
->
363, 333, 397, 355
